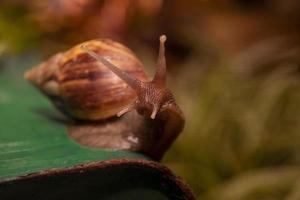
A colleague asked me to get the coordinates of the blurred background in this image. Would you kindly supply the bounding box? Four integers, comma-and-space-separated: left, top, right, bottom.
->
1, 0, 300, 199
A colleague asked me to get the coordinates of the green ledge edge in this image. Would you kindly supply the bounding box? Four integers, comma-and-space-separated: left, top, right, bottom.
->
0, 66, 148, 181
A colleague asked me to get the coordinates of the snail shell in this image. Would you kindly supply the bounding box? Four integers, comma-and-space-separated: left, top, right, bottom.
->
25, 39, 148, 120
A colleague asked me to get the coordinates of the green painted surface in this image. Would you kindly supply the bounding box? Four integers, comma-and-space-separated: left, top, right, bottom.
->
0, 63, 146, 181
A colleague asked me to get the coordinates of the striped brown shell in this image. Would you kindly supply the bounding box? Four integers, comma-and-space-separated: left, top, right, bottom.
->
25, 39, 148, 120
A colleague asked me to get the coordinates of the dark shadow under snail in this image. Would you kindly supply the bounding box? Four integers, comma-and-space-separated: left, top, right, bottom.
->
25, 35, 185, 160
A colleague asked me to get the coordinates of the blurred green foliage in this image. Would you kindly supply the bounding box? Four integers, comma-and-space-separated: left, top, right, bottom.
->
0, 4, 40, 53
164, 63, 300, 199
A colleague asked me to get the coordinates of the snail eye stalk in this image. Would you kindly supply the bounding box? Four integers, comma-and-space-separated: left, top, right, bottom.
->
81, 44, 142, 92
152, 35, 167, 87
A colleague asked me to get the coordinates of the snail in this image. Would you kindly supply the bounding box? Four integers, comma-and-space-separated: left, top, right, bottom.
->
24, 35, 185, 160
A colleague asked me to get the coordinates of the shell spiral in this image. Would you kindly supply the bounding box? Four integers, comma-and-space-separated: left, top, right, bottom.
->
25, 39, 148, 120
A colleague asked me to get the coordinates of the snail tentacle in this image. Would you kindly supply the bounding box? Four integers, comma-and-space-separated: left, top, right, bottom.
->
150, 104, 159, 119
117, 99, 137, 117
81, 44, 142, 91
152, 35, 167, 86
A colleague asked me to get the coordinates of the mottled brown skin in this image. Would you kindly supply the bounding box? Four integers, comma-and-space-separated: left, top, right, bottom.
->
25, 36, 185, 160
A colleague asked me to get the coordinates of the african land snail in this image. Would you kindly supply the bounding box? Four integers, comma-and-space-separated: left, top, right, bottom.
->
24, 35, 185, 160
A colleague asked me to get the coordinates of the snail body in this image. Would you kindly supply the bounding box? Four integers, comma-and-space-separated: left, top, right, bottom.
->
25, 35, 184, 160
